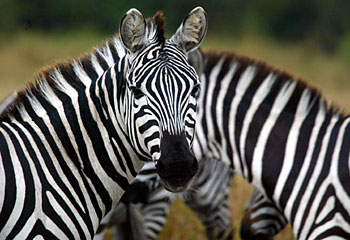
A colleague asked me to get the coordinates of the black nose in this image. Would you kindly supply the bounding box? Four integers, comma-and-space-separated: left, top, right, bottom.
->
156, 156, 198, 192
156, 154, 198, 185
155, 131, 198, 192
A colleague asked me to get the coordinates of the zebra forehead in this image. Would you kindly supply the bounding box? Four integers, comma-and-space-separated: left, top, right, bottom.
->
134, 63, 197, 88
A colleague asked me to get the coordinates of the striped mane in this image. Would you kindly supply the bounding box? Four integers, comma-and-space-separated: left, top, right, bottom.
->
0, 36, 127, 121
203, 51, 347, 119
148, 11, 165, 44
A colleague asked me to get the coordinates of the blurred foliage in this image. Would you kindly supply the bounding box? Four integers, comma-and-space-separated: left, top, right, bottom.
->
1, 0, 350, 54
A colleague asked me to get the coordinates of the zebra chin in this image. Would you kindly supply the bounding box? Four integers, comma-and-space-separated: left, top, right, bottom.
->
156, 160, 198, 192
159, 176, 195, 192
154, 131, 198, 192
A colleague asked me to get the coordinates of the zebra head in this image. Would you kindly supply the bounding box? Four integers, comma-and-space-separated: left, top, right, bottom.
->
120, 7, 207, 192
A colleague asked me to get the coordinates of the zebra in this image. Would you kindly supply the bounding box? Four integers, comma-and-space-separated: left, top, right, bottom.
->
94, 49, 290, 240
94, 158, 234, 240
0, 7, 208, 239
193, 50, 350, 239
0, 92, 287, 240
240, 188, 287, 240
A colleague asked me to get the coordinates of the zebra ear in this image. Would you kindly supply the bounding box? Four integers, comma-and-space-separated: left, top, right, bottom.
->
120, 8, 147, 53
170, 7, 208, 53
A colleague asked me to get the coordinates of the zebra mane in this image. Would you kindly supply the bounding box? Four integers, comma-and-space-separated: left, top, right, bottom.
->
147, 11, 166, 44
0, 13, 166, 121
0, 36, 126, 121
203, 51, 348, 119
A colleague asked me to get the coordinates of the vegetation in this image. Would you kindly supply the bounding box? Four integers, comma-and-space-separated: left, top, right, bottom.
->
0, 30, 349, 239
1, 1, 350, 54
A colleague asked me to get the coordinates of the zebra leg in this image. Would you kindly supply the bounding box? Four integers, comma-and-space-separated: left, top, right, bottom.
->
240, 188, 288, 240
190, 200, 234, 240
94, 202, 129, 240
94, 181, 149, 240
94, 164, 174, 240
183, 159, 234, 240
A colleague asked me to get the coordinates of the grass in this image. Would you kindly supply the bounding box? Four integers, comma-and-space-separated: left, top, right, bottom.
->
0, 31, 349, 239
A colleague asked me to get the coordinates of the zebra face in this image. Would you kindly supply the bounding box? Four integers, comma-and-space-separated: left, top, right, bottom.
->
120, 7, 207, 192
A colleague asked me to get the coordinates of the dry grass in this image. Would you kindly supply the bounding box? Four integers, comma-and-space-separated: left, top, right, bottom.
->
1, 31, 349, 240
159, 175, 295, 240
0, 31, 104, 100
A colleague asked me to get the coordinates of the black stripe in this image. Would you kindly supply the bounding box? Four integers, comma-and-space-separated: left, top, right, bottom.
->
58, 63, 86, 90
338, 123, 350, 197
81, 57, 98, 81
3, 124, 35, 239
26, 220, 60, 240
104, 67, 116, 117
35, 93, 82, 170
42, 188, 85, 239
314, 226, 350, 239
244, 75, 281, 182
210, 56, 233, 146
279, 99, 319, 209
96, 51, 109, 71
108, 42, 121, 63
0, 126, 17, 232
309, 186, 350, 239
302, 118, 342, 237
23, 104, 99, 231
261, 83, 301, 198
290, 112, 332, 225
81, 83, 130, 192
97, 69, 136, 175
294, 114, 338, 238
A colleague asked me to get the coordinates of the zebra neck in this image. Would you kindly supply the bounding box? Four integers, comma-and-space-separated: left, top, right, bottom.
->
1, 36, 144, 215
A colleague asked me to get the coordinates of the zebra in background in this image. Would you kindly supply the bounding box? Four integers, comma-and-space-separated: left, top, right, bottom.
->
0, 7, 208, 239
94, 159, 234, 240
193, 49, 350, 239
241, 188, 287, 240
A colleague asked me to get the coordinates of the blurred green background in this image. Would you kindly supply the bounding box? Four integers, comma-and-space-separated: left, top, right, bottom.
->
1, 0, 350, 54
1, 1, 349, 239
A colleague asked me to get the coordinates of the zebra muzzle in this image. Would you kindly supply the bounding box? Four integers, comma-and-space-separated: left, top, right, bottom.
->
155, 131, 198, 192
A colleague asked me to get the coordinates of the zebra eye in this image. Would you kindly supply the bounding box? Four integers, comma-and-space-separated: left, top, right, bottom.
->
130, 86, 144, 99
191, 85, 200, 98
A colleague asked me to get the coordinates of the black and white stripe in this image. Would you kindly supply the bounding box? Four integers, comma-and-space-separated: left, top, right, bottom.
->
193, 50, 350, 239
95, 159, 234, 240
0, 8, 208, 239
240, 188, 287, 240
94, 49, 292, 240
